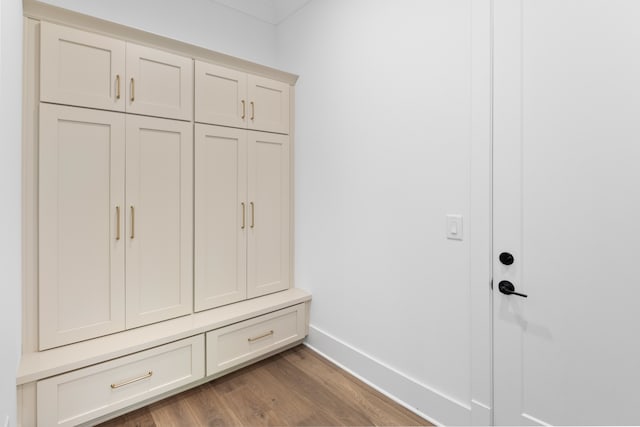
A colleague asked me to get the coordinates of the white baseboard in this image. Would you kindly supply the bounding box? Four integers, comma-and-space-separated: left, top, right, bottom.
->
304, 325, 472, 426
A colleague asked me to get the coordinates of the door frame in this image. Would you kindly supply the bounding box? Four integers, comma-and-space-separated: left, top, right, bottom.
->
469, 0, 494, 425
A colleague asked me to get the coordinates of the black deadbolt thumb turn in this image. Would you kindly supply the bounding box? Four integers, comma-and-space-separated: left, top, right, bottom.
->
498, 281, 528, 298
499, 252, 515, 265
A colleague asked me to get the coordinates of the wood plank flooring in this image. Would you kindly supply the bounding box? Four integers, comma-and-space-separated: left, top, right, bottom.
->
98, 345, 431, 426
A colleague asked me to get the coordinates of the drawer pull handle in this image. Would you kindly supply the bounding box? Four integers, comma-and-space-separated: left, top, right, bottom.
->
241, 100, 246, 119
248, 330, 274, 343
130, 78, 135, 102
110, 371, 153, 389
115, 74, 121, 100
250, 101, 255, 121
241, 202, 246, 229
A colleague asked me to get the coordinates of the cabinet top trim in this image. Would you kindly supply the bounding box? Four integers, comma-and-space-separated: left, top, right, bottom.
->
23, 0, 299, 86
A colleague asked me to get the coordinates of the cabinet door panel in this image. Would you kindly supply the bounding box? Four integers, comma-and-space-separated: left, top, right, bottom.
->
248, 75, 289, 134
247, 132, 290, 298
39, 104, 125, 350
195, 61, 248, 128
126, 116, 193, 328
194, 124, 247, 311
126, 43, 193, 121
41, 22, 126, 112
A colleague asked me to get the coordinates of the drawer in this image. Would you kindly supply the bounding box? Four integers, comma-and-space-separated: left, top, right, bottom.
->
206, 304, 306, 376
37, 335, 204, 426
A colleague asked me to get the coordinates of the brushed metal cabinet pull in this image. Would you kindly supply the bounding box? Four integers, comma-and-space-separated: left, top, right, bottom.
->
130, 78, 135, 102
250, 101, 255, 121
241, 202, 246, 229
115, 206, 121, 240
248, 330, 273, 343
250, 202, 255, 229
241, 100, 246, 119
130, 206, 135, 239
110, 371, 153, 389
115, 75, 121, 100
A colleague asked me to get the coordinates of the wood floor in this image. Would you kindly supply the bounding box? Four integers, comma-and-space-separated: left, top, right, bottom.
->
98, 345, 431, 426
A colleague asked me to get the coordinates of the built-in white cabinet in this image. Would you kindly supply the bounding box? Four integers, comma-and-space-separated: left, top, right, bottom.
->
125, 43, 193, 121
195, 60, 290, 134
194, 125, 248, 311
39, 103, 126, 350
38, 106, 194, 349
40, 21, 193, 121
37, 335, 205, 427
41, 22, 126, 112
25, 15, 304, 426
195, 125, 290, 312
247, 131, 291, 298
125, 116, 193, 328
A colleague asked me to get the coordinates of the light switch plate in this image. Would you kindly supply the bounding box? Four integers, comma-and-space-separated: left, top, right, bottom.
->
446, 215, 463, 240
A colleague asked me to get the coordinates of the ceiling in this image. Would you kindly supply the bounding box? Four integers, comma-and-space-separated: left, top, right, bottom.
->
210, 0, 312, 25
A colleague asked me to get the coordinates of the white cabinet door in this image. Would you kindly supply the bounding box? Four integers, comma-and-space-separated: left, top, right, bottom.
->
194, 124, 248, 311
41, 22, 126, 112
39, 104, 125, 350
125, 115, 193, 328
126, 43, 193, 121
195, 61, 248, 128
493, 1, 640, 425
247, 75, 290, 134
247, 131, 290, 298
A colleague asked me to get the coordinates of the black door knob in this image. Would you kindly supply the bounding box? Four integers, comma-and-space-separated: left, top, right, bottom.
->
499, 252, 514, 265
498, 280, 528, 298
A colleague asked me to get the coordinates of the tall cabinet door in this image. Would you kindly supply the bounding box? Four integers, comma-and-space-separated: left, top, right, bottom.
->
39, 104, 125, 350
40, 22, 126, 112
247, 131, 290, 298
195, 61, 248, 128
194, 124, 247, 311
125, 115, 193, 328
126, 43, 193, 121
247, 75, 290, 134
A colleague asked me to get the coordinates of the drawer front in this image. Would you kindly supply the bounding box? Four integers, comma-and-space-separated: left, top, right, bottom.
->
37, 335, 204, 426
206, 304, 306, 376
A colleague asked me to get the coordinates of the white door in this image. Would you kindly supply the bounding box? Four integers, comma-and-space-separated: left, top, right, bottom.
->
125, 115, 193, 328
493, 1, 640, 425
126, 43, 193, 121
195, 61, 248, 128
247, 131, 290, 298
194, 124, 248, 311
40, 21, 126, 112
39, 104, 125, 350
247, 75, 290, 134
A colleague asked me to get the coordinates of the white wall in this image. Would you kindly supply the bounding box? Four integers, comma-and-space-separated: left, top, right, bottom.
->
277, 1, 491, 424
0, 0, 23, 425
37, 0, 279, 67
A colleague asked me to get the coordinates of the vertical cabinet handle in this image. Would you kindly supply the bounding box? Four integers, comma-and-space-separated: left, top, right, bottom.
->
250, 101, 255, 121
130, 78, 135, 102
130, 206, 135, 239
115, 75, 121, 100
241, 202, 246, 229
115, 206, 121, 240
250, 202, 255, 229
241, 100, 246, 119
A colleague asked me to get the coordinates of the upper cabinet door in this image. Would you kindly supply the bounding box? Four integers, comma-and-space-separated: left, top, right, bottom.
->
39, 104, 125, 350
247, 131, 290, 298
125, 115, 193, 328
195, 61, 248, 128
41, 22, 126, 112
247, 75, 290, 134
126, 43, 193, 121
194, 124, 248, 312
